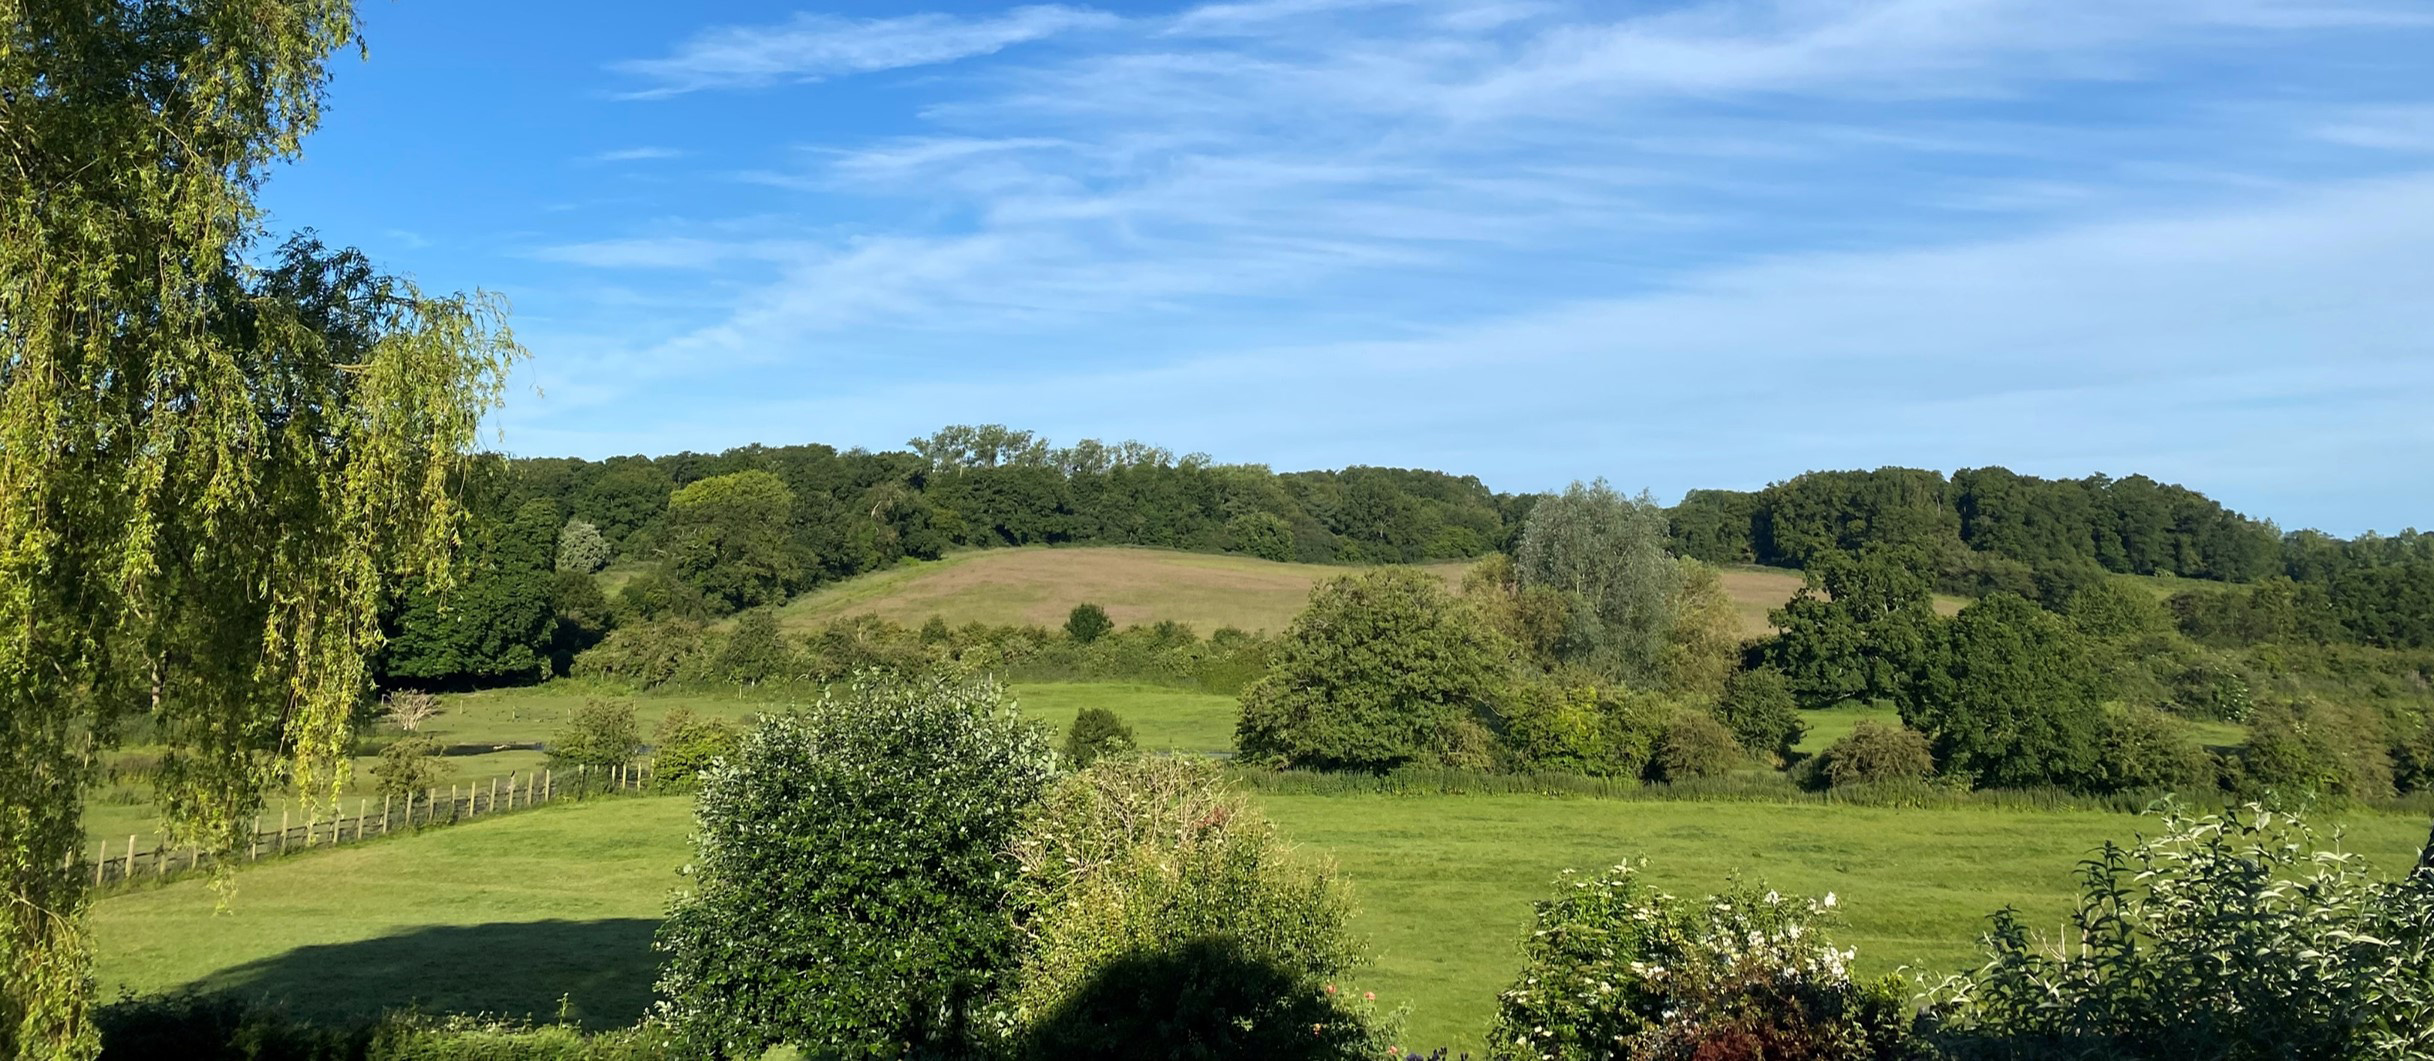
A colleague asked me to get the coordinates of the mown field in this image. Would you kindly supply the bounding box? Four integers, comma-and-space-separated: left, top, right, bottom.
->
90, 788, 2429, 1054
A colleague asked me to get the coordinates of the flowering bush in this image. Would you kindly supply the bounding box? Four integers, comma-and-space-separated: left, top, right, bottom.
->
1489, 863, 1921, 1060
1923, 802, 2434, 1060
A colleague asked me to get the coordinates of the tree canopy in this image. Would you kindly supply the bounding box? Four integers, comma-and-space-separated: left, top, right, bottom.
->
0, 4, 519, 1055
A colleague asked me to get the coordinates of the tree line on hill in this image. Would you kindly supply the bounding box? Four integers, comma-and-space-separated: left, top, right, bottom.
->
371, 425, 2433, 690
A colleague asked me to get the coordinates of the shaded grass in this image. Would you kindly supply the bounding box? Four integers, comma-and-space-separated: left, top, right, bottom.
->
90, 785, 2431, 1056
1009, 681, 1238, 756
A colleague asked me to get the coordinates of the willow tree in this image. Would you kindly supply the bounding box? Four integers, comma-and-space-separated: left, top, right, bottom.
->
0, 4, 518, 1057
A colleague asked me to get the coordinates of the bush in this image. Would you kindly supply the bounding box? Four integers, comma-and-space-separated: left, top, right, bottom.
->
1924, 803, 2434, 1059
370, 736, 451, 806
1715, 667, 1805, 764
547, 698, 640, 795
1818, 721, 1935, 788
611, 568, 711, 624
1065, 602, 1114, 644
654, 671, 1054, 1058
1227, 510, 1296, 563
2090, 705, 2211, 794
649, 708, 740, 793
94, 994, 673, 1060
569, 620, 712, 689
2235, 697, 2394, 801
1488, 864, 1921, 1061
1006, 756, 1388, 1058
708, 609, 794, 686
1061, 706, 1137, 769
2166, 660, 2253, 721
1237, 568, 1514, 772
1650, 711, 1741, 783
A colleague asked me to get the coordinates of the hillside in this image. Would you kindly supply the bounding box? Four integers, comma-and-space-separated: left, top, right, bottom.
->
774, 548, 1948, 639
775, 546, 1470, 634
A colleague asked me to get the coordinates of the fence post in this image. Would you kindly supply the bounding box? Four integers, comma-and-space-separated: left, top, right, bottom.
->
545, 768, 553, 803
491, 776, 499, 813
279, 810, 289, 854
425, 786, 435, 826
154, 842, 165, 877
356, 798, 366, 841
382, 794, 392, 835
93, 839, 105, 887
123, 834, 135, 879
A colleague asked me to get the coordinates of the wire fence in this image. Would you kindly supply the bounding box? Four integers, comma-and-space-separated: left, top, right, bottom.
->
78, 760, 655, 890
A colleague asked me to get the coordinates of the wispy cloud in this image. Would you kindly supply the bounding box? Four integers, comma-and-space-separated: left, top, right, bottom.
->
613, 5, 1120, 98
585, 146, 687, 163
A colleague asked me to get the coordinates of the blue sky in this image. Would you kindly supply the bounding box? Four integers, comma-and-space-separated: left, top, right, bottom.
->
264, 0, 2434, 534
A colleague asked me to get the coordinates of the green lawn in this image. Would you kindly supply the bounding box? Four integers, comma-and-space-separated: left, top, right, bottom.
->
89, 786, 2432, 1054
1009, 681, 1238, 756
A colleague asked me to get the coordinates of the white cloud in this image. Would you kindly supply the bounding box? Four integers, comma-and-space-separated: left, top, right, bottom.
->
585, 146, 686, 163
613, 5, 1120, 97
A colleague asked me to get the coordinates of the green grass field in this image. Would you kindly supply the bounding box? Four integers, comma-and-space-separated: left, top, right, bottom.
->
89, 787, 2431, 1053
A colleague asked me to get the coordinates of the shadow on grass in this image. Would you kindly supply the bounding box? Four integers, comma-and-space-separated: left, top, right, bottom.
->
181, 918, 659, 1032
1018, 937, 1369, 1061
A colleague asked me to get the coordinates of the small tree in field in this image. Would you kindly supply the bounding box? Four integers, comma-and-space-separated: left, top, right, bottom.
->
654, 671, 1054, 1058
370, 737, 450, 808
1063, 706, 1137, 769
1650, 711, 1741, 783
381, 690, 443, 734
556, 518, 612, 573
649, 708, 740, 793
1817, 721, 1935, 789
1716, 667, 1805, 764
549, 698, 641, 795
1065, 602, 1114, 644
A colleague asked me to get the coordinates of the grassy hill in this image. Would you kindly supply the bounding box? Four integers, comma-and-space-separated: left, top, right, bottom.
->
775, 546, 1470, 634
771, 548, 1957, 640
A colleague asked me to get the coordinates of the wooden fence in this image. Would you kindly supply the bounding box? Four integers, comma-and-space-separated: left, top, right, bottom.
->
79, 759, 655, 889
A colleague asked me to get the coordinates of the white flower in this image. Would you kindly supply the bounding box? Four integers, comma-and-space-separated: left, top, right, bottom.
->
1823, 892, 1837, 908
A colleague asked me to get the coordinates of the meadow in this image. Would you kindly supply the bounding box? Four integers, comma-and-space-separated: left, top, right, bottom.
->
90, 787, 2429, 1054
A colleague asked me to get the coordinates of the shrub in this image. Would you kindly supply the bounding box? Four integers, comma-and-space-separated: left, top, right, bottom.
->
569, 620, 712, 689
1065, 602, 1114, 644
2166, 660, 2253, 722
548, 698, 640, 795
654, 671, 1054, 1058
1226, 510, 1296, 563
1061, 706, 1137, 769
1715, 667, 1805, 764
1650, 711, 1741, 783
1237, 568, 1514, 772
1006, 756, 1387, 1059
1818, 721, 1934, 789
2090, 705, 2211, 794
380, 690, 442, 733
709, 609, 794, 686
2235, 697, 2394, 801
370, 736, 450, 806
649, 708, 740, 793
1488, 864, 1920, 1061
1924, 803, 2434, 1059
611, 568, 711, 624
555, 518, 612, 574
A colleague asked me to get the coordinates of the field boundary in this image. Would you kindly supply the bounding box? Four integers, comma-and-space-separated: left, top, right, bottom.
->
79, 760, 656, 891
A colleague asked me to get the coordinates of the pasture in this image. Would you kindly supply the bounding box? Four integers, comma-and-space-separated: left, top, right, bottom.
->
89, 786, 2430, 1054
775, 546, 1470, 634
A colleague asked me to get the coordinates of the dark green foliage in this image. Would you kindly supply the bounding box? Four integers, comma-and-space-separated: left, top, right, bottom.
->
1904, 594, 2108, 789
1650, 711, 1741, 783
1715, 667, 1805, 763
2090, 707, 2211, 794
568, 621, 713, 689
708, 610, 793, 686
1817, 721, 1935, 788
1065, 602, 1114, 644
2165, 660, 2253, 722
378, 498, 559, 686
1759, 467, 1960, 568
1014, 940, 1379, 1060
2234, 698, 2395, 801
93, 994, 673, 1060
1237, 569, 1514, 772
1764, 547, 1942, 709
662, 471, 803, 612
653, 673, 1053, 1058
1062, 706, 1137, 769
611, 568, 710, 624
1493, 680, 1662, 779
1226, 510, 1296, 563
547, 699, 640, 794
2170, 577, 2343, 647
1667, 489, 1762, 563
648, 709, 740, 794
547, 572, 614, 676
